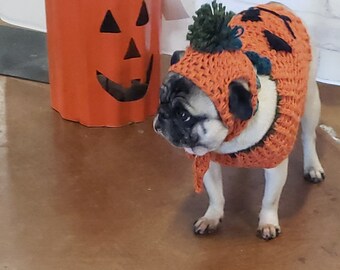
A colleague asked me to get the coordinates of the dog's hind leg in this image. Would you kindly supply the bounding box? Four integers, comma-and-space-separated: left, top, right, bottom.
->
301, 48, 325, 183
258, 158, 288, 240
193, 161, 225, 235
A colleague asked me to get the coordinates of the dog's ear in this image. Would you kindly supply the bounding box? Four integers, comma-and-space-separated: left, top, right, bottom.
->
170, 50, 185, 65
229, 81, 253, 120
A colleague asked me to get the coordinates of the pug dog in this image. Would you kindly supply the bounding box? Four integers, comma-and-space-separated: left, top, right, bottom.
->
154, 2, 325, 240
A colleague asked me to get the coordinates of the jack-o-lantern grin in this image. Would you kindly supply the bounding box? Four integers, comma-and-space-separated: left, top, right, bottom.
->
97, 55, 153, 102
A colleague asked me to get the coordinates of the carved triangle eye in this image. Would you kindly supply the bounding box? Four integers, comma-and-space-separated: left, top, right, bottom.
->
100, 10, 121, 33
136, 1, 149, 26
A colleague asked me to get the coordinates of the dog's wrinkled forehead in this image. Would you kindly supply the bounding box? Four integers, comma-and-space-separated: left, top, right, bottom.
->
160, 73, 192, 103
160, 72, 218, 118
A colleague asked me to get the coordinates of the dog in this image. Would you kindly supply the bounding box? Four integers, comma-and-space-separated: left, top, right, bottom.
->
153, 2, 325, 240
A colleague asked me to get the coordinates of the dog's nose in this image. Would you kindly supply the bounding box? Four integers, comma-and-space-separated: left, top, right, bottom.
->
180, 134, 198, 148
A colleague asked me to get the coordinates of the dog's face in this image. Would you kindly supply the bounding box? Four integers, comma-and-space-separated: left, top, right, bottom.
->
153, 72, 253, 156
153, 73, 227, 156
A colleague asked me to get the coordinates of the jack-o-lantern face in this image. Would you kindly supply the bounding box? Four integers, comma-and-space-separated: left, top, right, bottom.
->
46, 0, 160, 126
96, 1, 154, 102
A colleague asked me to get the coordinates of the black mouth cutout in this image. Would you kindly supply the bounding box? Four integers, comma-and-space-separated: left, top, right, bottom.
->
96, 55, 153, 102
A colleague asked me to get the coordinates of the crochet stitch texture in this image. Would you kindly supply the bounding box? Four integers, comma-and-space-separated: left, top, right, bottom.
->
170, 3, 311, 193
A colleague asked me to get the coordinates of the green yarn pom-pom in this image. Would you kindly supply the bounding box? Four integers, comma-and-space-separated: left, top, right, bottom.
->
187, 0, 243, 53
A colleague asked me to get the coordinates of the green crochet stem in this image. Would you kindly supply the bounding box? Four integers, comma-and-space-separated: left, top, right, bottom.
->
187, 0, 243, 53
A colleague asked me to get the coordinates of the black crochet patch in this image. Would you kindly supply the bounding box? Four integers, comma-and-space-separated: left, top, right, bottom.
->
263, 30, 292, 53
245, 51, 272, 75
241, 8, 262, 22
257, 7, 296, 39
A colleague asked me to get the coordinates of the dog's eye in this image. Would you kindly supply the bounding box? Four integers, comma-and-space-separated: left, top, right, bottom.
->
179, 111, 191, 122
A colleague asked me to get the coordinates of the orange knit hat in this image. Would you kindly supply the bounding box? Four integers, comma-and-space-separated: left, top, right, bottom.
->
170, 48, 258, 141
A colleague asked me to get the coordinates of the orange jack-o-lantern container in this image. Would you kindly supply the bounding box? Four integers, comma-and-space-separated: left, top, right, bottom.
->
45, 0, 161, 126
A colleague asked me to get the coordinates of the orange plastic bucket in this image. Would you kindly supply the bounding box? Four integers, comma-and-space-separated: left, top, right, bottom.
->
45, 0, 161, 127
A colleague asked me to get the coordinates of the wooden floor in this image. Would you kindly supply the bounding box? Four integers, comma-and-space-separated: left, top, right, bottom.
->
0, 73, 339, 270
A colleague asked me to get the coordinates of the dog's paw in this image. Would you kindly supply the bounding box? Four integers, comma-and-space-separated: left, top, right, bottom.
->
304, 167, 325, 183
257, 224, 281, 240
193, 217, 222, 235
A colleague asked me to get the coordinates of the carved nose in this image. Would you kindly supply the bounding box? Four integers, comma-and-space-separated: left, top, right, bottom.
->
124, 38, 141, 60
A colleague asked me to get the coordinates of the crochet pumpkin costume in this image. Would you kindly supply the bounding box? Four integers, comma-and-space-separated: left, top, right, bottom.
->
169, 1, 312, 193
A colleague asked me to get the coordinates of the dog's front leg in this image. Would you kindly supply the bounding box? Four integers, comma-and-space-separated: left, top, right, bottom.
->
194, 161, 225, 235
258, 158, 289, 240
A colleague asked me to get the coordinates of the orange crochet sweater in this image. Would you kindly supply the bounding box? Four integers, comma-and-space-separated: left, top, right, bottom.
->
170, 3, 312, 193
